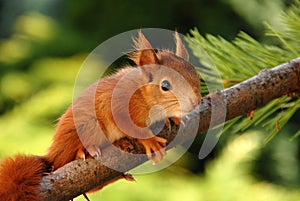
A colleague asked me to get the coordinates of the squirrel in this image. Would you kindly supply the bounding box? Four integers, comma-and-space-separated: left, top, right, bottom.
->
0, 31, 201, 201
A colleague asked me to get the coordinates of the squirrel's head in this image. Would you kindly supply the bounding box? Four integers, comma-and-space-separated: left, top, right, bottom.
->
129, 31, 201, 121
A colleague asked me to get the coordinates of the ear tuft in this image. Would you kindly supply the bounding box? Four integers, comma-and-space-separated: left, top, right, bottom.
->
133, 31, 153, 50
174, 32, 189, 61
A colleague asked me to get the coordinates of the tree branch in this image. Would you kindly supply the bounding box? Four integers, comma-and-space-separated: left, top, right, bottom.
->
38, 58, 300, 201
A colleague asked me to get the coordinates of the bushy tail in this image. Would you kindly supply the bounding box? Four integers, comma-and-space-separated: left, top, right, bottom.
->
0, 154, 51, 201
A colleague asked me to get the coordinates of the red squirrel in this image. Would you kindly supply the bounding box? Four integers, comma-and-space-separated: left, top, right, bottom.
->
0, 31, 201, 201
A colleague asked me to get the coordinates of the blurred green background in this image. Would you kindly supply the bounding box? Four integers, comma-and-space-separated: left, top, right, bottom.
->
1, 0, 300, 200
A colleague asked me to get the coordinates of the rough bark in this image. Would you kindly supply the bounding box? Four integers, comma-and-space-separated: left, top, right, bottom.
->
39, 58, 300, 201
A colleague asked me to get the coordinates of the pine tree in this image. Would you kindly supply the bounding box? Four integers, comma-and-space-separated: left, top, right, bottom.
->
188, 0, 300, 142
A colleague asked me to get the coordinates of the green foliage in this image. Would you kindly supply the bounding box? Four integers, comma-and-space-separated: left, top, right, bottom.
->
188, 1, 300, 142
221, 0, 286, 33
265, 0, 300, 56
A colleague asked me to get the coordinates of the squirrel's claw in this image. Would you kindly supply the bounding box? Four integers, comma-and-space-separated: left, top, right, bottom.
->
172, 117, 182, 125
75, 146, 101, 161
87, 145, 102, 160
138, 136, 167, 164
165, 117, 183, 132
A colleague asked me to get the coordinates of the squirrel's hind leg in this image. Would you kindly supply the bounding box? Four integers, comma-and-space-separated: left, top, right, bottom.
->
75, 145, 101, 161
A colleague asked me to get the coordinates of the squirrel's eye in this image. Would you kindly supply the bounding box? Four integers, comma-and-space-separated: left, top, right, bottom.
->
161, 80, 172, 91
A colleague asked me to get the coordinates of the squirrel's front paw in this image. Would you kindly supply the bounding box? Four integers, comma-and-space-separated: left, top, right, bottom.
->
165, 117, 182, 132
165, 117, 182, 127
172, 117, 182, 125
138, 137, 167, 164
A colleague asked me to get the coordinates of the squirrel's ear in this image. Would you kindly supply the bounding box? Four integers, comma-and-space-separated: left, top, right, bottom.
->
174, 32, 189, 61
137, 49, 159, 66
130, 31, 159, 66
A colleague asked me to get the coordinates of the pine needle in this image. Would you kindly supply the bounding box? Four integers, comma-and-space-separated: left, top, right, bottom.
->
188, 1, 300, 142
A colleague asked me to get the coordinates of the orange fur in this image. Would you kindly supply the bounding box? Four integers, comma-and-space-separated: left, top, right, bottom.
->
0, 31, 201, 199
45, 107, 84, 169
0, 155, 49, 201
